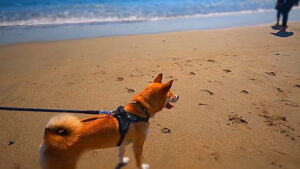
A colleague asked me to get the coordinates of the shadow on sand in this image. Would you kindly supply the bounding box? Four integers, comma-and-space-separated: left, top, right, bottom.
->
271, 30, 294, 37
114, 162, 127, 169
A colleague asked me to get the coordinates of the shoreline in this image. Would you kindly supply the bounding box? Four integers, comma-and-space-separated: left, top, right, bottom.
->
0, 21, 298, 47
1, 8, 300, 45
2, 7, 296, 27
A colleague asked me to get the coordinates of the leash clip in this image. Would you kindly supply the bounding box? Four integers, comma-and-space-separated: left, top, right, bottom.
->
98, 110, 112, 115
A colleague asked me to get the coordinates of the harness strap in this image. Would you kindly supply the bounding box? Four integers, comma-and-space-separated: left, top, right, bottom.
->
113, 106, 149, 146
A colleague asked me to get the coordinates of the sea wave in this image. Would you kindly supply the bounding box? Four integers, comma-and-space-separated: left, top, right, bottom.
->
0, 8, 277, 27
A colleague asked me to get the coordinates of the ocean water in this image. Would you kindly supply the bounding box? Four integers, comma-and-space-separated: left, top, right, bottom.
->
2, 0, 300, 44
0, 0, 277, 27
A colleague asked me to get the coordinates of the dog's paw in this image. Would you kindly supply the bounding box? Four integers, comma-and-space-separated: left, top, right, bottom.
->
121, 157, 130, 164
141, 163, 150, 169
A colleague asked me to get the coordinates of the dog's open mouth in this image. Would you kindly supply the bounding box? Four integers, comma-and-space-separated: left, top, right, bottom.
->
166, 102, 174, 109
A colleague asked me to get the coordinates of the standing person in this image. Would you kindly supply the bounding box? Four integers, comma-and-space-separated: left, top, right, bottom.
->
280, 0, 299, 31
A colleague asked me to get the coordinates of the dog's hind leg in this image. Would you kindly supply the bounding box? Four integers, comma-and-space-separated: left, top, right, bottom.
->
118, 143, 130, 164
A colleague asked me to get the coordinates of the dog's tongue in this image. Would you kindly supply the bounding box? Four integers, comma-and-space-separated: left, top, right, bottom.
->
166, 102, 174, 109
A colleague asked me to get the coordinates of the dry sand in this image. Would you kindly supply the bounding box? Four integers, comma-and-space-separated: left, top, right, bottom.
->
0, 23, 300, 169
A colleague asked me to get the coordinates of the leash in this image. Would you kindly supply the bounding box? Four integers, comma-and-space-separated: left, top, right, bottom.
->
0, 106, 112, 115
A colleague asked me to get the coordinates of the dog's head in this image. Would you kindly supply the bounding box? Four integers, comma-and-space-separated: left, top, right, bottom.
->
132, 73, 179, 116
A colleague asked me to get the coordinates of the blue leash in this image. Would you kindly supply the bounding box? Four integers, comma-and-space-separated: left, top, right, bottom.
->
0, 106, 113, 115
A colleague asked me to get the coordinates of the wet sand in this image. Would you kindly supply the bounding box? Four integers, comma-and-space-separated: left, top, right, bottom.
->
0, 23, 300, 169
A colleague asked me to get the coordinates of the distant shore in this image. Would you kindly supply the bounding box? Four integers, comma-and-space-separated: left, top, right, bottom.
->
1, 7, 300, 45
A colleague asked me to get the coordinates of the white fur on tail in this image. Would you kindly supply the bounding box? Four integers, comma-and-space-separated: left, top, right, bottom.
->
44, 114, 82, 150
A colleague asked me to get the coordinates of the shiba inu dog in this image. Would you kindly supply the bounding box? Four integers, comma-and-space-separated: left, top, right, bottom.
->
39, 73, 179, 169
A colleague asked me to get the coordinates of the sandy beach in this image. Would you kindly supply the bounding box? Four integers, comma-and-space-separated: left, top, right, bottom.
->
0, 23, 300, 169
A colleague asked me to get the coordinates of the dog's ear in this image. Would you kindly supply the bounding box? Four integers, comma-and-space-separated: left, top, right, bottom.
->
153, 73, 163, 83
162, 80, 173, 92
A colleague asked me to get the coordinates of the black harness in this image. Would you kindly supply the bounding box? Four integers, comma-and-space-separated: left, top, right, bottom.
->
113, 106, 150, 146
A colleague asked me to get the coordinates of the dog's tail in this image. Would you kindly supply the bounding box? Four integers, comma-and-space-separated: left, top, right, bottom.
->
43, 114, 82, 150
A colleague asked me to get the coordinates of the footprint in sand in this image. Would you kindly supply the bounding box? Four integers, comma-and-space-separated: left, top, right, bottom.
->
156, 123, 163, 127
258, 111, 287, 126
203, 146, 220, 161
201, 89, 214, 95
66, 81, 76, 85
198, 103, 213, 109
64, 58, 71, 62
227, 113, 251, 130
190, 72, 196, 75
94, 70, 106, 76
280, 100, 299, 107
172, 57, 181, 61
8, 140, 14, 146
207, 59, 215, 62
270, 161, 283, 168
249, 78, 263, 83
223, 69, 232, 73
116, 77, 124, 81
198, 103, 209, 106
258, 110, 297, 141
126, 88, 135, 93
277, 88, 283, 92
240, 90, 249, 94
265, 71, 276, 76
273, 150, 289, 156
172, 62, 183, 71
161, 127, 171, 134
294, 84, 300, 88
156, 124, 171, 134
228, 114, 248, 124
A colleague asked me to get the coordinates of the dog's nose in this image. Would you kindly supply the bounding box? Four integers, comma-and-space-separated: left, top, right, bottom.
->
170, 95, 179, 103
173, 95, 179, 102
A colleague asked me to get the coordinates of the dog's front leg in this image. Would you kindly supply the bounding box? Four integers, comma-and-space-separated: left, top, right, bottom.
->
118, 143, 130, 164
133, 140, 149, 169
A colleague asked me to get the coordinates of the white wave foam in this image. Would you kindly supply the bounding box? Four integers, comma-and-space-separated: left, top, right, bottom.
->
0, 16, 147, 27
0, 8, 279, 27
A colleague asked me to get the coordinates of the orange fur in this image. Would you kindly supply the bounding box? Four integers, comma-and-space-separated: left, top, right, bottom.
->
40, 73, 179, 169
44, 114, 81, 150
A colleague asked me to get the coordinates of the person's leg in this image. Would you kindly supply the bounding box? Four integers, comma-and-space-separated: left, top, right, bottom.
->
282, 11, 288, 28
281, 5, 293, 30
276, 10, 281, 25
